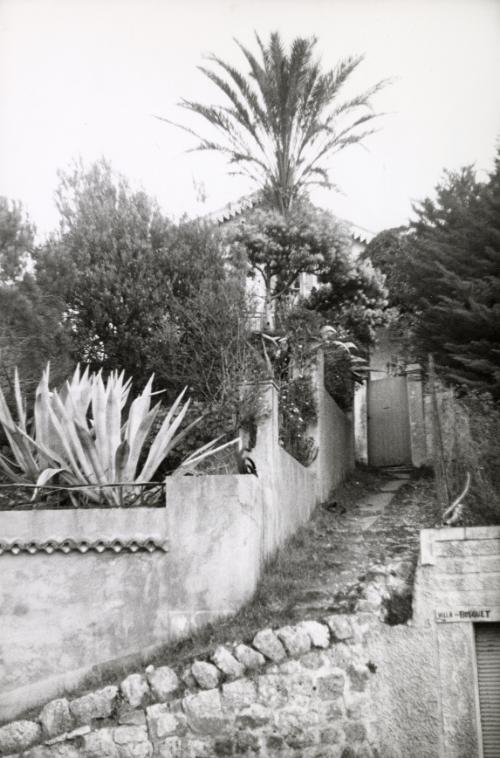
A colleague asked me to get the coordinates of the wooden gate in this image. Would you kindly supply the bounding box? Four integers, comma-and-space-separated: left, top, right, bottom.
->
367, 376, 411, 467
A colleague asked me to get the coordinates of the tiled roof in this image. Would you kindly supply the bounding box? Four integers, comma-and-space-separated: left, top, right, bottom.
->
202, 194, 374, 243
0, 538, 169, 555
203, 192, 262, 224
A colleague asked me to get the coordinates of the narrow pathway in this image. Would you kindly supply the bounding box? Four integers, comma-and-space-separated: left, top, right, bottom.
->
147, 469, 440, 671
273, 469, 439, 623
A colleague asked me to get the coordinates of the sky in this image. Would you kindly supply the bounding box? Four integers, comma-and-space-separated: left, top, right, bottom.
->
0, 0, 499, 240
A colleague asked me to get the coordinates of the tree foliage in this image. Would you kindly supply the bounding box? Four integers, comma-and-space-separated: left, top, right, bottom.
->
35, 161, 175, 383
0, 199, 71, 401
0, 197, 35, 282
29, 161, 263, 448
408, 159, 500, 396
168, 32, 385, 213
365, 154, 500, 397
228, 200, 387, 343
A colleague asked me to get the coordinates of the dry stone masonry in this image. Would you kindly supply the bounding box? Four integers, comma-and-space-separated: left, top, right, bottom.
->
0, 614, 383, 758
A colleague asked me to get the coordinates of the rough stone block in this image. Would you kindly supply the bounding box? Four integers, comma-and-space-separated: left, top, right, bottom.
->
23, 744, 81, 758
234, 731, 260, 753
300, 651, 328, 669
297, 620, 330, 649
0, 720, 42, 755
120, 674, 150, 709
70, 686, 118, 726
81, 728, 118, 757
278, 659, 302, 675
344, 690, 369, 720
266, 734, 284, 751
155, 737, 183, 758
284, 726, 316, 749
276, 707, 320, 733
221, 679, 257, 710
118, 710, 147, 726
324, 643, 351, 668
320, 726, 342, 744
145, 666, 179, 701
252, 628, 287, 662
116, 744, 152, 758
317, 671, 345, 699
211, 645, 245, 680
324, 615, 353, 641
347, 663, 370, 693
287, 671, 315, 700
113, 725, 149, 744
256, 674, 289, 709
233, 643, 266, 670
182, 690, 227, 735
276, 625, 312, 656
213, 737, 233, 756
190, 661, 221, 690
235, 703, 271, 729
343, 720, 367, 742
39, 698, 73, 740
146, 704, 178, 741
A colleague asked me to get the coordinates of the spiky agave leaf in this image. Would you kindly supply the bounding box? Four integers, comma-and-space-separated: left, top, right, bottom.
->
0, 365, 232, 506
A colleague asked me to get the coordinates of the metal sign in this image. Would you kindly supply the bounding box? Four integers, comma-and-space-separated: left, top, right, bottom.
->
436, 608, 500, 623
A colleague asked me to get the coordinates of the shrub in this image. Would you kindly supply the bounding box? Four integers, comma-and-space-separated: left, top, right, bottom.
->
0, 364, 234, 507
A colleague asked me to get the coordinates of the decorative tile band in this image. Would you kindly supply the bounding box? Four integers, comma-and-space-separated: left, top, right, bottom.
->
0, 538, 168, 555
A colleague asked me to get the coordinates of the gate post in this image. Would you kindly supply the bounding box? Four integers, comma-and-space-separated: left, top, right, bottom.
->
354, 381, 368, 464
405, 363, 427, 467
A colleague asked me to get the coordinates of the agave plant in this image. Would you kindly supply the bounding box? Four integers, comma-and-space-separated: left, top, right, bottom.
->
0, 365, 236, 506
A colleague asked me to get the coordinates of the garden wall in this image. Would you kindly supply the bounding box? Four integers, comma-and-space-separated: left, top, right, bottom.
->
0, 377, 354, 723
0, 612, 447, 758
0, 614, 423, 758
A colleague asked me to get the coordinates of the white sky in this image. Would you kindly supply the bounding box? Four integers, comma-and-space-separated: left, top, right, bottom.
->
1, 0, 499, 239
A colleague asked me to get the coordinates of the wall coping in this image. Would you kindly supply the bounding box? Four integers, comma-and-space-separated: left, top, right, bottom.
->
0, 506, 168, 554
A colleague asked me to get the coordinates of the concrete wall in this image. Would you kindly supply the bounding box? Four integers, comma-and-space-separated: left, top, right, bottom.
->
314, 351, 355, 500
0, 368, 354, 722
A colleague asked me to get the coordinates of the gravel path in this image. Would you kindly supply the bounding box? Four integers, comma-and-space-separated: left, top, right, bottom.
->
273, 471, 441, 622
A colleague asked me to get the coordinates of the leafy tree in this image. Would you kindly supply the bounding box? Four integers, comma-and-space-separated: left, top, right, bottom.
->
35, 161, 261, 426
229, 201, 387, 343
385, 157, 500, 397
361, 226, 414, 310
167, 32, 386, 213
35, 160, 175, 383
0, 199, 71, 402
0, 197, 35, 281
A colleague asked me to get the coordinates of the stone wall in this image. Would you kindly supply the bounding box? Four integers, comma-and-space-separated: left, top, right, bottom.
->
0, 614, 391, 758
7, 526, 498, 757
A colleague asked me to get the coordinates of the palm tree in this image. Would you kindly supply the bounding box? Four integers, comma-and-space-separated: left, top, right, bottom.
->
161, 32, 386, 214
